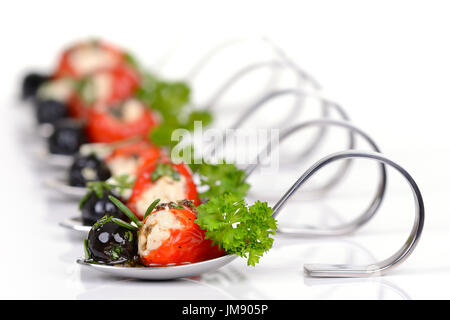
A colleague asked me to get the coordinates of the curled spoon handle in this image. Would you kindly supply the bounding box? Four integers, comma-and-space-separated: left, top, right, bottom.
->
272, 150, 424, 277
249, 119, 385, 237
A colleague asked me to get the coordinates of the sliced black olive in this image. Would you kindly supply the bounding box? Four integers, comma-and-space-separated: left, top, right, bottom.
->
48, 119, 87, 155
35, 99, 68, 124
81, 191, 128, 226
87, 217, 138, 264
68, 154, 111, 187
22, 73, 50, 100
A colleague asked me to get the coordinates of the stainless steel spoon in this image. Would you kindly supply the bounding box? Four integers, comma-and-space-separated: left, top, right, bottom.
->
77, 150, 424, 279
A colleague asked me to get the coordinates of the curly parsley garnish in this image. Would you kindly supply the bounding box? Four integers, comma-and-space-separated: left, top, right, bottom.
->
196, 193, 277, 266
196, 162, 250, 201
136, 73, 191, 118
136, 72, 213, 150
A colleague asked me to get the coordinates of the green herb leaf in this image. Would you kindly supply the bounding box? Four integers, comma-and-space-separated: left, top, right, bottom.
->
123, 51, 140, 71
197, 162, 250, 200
135, 72, 213, 151
110, 246, 122, 260
143, 199, 160, 221
184, 110, 213, 131
111, 174, 135, 189
111, 217, 139, 231
151, 163, 180, 182
108, 195, 142, 226
92, 215, 113, 230
136, 73, 190, 117
195, 193, 277, 266
124, 230, 134, 242
87, 180, 108, 198
79, 175, 135, 210
79, 191, 92, 210
74, 76, 96, 105
79, 181, 110, 210
83, 239, 90, 260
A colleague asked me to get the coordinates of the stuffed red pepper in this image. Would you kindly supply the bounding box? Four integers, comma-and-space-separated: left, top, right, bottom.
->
138, 200, 223, 266
68, 64, 140, 119
128, 159, 200, 220
54, 40, 126, 79
85, 98, 158, 143
105, 140, 163, 178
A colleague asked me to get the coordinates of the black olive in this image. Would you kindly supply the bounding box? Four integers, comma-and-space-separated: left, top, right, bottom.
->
87, 217, 138, 264
48, 119, 87, 155
22, 73, 50, 100
35, 99, 68, 124
68, 154, 111, 187
81, 191, 129, 226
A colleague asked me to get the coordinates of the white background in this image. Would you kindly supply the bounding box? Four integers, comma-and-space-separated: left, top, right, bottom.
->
0, 0, 449, 299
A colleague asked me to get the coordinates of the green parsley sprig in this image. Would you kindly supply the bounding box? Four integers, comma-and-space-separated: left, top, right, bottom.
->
135, 72, 213, 150
136, 73, 190, 117
195, 193, 277, 266
196, 162, 250, 201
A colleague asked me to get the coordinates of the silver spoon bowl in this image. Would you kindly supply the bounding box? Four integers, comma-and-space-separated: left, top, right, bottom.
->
77, 255, 237, 280
45, 176, 87, 199
60, 217, 90, 234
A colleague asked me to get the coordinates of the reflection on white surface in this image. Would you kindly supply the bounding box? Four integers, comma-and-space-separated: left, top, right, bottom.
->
77, 275, 235, 300
196, 238, 412, 300
304, 278, 411, 300
74, 238, 412, 300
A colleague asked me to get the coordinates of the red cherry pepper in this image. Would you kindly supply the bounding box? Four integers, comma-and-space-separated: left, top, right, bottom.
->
128, 159, 200, 220
139, 206, 223, 266
105, 140, 163, 173
67, 65, 140, 119
85, 101, 158, 143
54, 41, 125, 79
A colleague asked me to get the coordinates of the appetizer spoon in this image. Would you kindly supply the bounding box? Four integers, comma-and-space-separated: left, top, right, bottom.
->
38, 133, 142, 169
60, 216, 89, 233
45, 137, 143, 197
277, 150, 424, 277
34, 144, 74, 168
77, 150, 424, 279
46, 178, 87, 199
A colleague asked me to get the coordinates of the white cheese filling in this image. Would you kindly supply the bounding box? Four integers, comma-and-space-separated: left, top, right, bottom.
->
91, 73, 113, 102
79, 143, 114, 159
135, 176, 186, 218
107, 156, 141, 177
138, 210, 183, 256
121, 99, 145, 123
69, 46, 118, 75
37, 78, 74, 102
